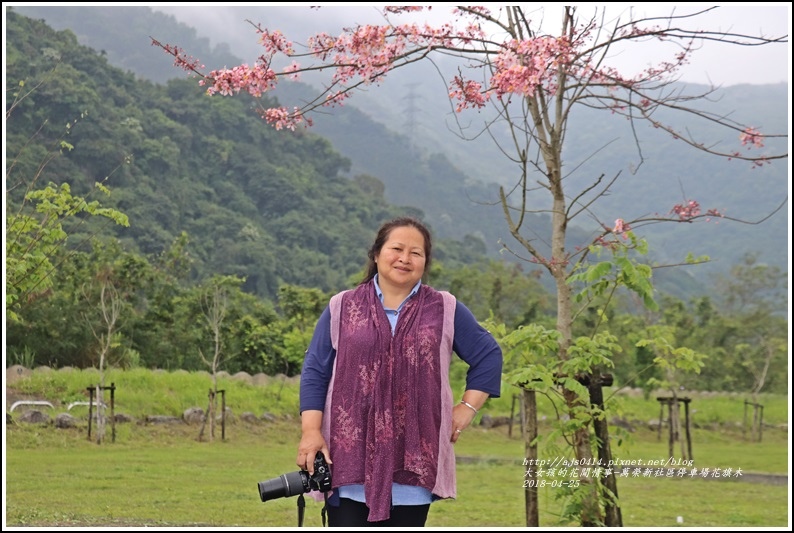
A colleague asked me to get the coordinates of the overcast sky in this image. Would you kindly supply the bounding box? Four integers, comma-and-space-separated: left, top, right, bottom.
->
148, 3, 792, 87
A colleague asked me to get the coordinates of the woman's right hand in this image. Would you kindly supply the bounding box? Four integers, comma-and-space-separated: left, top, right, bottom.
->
296, 428, 330, 474
297, 410, 331, 475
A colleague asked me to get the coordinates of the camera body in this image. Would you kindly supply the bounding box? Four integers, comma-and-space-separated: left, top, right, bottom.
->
258, 452, 332, 502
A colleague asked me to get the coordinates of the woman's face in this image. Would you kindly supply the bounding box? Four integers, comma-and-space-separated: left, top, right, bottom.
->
375, 226, 426, 290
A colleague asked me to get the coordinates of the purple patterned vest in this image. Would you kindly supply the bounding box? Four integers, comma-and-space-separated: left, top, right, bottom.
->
320, 281, 457, 521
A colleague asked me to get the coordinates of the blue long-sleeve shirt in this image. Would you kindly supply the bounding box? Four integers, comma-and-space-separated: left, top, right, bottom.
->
300, 286, 502, 413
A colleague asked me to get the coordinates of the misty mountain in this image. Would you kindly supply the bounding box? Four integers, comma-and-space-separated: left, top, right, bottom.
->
10, 5, 789, 300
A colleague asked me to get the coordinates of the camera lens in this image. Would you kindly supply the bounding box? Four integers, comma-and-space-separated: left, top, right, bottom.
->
257, 471, 308, 502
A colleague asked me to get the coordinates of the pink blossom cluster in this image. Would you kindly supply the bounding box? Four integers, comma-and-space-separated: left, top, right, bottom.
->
256, 29, 294, 55
204, 64, 277, 97
668, 202, 725, 222
452, 6, 492, 18
618, 23, 663, 39
326, 25, 406, 86
384, 6, 427, 15
258, 107, 312, 131
670, 200, 701, 220
283, 61, 301, 81
489, 37, 571, 98
449, 77, 487, 112
152, 40, 204, 73
304, 17, 486, 94
612, 218, 631, 239
704, 208, 724, 222
739, 127, 764, 149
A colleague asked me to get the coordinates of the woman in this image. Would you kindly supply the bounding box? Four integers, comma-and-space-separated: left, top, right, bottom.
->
297, 216, 503, 527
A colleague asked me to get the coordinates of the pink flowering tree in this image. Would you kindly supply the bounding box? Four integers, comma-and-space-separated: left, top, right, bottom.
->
154, 5, 786, 526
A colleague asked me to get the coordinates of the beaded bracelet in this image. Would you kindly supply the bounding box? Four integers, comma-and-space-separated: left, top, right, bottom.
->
460, 400, 479, 415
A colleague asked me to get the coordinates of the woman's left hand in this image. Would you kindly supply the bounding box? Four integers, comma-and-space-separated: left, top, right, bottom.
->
450, 402, 476, 443
450, 391, 489, 443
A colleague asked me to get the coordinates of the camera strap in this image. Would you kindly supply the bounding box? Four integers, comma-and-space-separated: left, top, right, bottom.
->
321, 492, 329, 527
296, 493, 329, 527
297, 494, 306, 527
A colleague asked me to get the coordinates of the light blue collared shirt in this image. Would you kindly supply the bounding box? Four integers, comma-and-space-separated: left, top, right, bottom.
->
374, 274, 421, 332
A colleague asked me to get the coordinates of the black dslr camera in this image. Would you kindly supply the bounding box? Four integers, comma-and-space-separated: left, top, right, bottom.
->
258, 452, 332, 502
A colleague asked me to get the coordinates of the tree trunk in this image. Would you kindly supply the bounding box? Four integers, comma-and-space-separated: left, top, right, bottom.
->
669, 390, 682, 460
523, 388, 539, 527
553, 219, 602, 526
564, 388, 602, 526
589, 373, 622, 527
95, 384, 106, 444
198, 389, 216, 442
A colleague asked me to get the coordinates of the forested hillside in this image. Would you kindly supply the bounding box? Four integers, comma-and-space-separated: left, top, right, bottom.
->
10, 5, 790, 301
5, 9, 491, 300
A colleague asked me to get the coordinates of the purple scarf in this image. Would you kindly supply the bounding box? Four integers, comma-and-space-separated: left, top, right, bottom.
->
327, 281, 446, 521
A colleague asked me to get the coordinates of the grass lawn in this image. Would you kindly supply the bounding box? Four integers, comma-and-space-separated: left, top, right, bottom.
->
4, 418, 790, 528
4, 367, 790, 528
